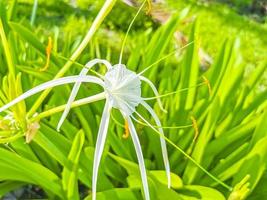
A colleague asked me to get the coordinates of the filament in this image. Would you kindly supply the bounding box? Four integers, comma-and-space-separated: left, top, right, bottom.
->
143, 82, 206, 100
131, 114, 192, 129
119, 0, 146, 64
190, 116, 199, 142
138, 41, 194, 76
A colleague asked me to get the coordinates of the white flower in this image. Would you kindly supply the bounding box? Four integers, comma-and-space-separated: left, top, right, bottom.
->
0, 59, 171, 200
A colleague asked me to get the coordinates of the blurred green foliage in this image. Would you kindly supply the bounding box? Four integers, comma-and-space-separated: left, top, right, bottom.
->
0, 0, 266, 199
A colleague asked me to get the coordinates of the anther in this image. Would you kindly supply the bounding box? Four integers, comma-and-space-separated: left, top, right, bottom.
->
146, 0, 152, 15
40, 37, 52, 72
191, 116, 199, 142
122, 120, 130, 139
202, 75, 212, 95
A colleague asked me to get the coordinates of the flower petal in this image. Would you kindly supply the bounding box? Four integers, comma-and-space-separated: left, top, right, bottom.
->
141, 101, 171, 188
0, 75, 104, 113
126, 116, 150, 200
57, 59, 112, 131
85, 59, 112, 70
92, 101, 111, 200
139, 76, 167, 113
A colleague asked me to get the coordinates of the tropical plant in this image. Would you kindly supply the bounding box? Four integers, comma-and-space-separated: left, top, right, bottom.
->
0, 0, 266, 200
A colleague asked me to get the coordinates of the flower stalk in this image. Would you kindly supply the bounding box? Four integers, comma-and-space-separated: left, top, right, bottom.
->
27, 0, 117, 117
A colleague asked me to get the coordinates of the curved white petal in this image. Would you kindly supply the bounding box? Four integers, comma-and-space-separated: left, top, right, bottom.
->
139, 76, 167, 113
126, 116, 150, 200
0, 75, 104, 113
141, 101, 171, 188
92, 101, 111, 200
85, 59, 112, 70
57, 59, 112, 131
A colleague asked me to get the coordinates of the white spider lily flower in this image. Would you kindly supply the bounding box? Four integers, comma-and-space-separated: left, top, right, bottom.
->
0, 59, 171, 200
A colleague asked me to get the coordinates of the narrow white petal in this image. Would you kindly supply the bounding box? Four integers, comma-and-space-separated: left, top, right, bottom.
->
139, 76, 167, 113
0, 75, 104, 113
92, 101, 111, 200
126, 116, 150, 200
57, 59, 112, 131
141, 101, 171, 188
85, 59, 112, 70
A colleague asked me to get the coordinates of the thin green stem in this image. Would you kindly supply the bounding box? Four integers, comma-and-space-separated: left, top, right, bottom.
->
134, 110, 233, 191
30, 92, 106, 122
110, 111, 125, 128
138, 41, 194, 75
143, 82, 206, 100
132, 116, 193, 129
27, 0, 117, 117
111, 109, 192, 129
119, 0, 146, 64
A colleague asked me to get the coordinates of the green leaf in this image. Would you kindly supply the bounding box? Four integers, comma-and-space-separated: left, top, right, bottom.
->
150, 170, 183, 189
232, 136, 267, 191
85, 188, 140, 200
183, 97, 221, 183
179, 185, 226, 200
0, 147, 63, 198
62, 130, 85, 200
9, 22, 61, 66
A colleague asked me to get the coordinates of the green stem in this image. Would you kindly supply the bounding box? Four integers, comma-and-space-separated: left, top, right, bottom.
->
119, 0, 146, 64
27, 0, 117, 117
30, 92, 106, 122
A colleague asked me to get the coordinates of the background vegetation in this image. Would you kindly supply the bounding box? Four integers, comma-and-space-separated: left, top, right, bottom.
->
0, 0, 266, 199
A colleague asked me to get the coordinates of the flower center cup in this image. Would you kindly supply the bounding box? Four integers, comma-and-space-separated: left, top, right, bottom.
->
104, 64, 142, 116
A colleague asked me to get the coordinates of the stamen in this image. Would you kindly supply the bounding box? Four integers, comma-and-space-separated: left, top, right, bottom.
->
146, 0, 152, 15
131, 114, 192, 129
40, 37, 52, 72
133, 109, 232, 191
138, 41, 194, 76
110, 112, 124, 128
119, 0, 146, 64
143, 82, 206, 100
190, 116, 199, 142
118, 92, 233, 191
202, 75, 212, 95
122, 120, 130, 139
